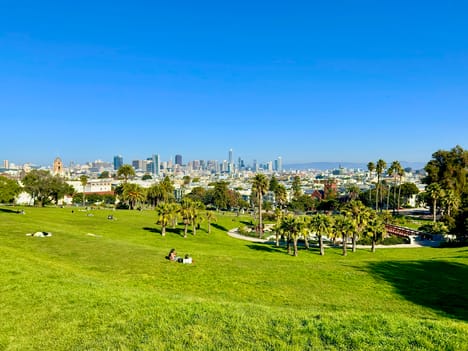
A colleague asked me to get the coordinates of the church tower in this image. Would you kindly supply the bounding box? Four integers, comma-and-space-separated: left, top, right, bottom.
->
53, 157, 64, 176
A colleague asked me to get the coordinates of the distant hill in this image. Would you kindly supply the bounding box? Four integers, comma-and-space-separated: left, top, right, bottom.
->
283, 161, 426, 171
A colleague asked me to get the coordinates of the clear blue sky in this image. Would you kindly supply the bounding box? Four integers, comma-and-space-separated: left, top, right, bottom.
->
1, 1, 467, 166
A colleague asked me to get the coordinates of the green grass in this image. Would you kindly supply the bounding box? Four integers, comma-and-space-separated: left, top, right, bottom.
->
0, 206, 467, 350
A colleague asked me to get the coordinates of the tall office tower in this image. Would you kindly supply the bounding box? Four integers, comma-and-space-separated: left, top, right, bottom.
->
175, 154, 182, 166
228, 149, 234, 174
152, 154, 160, 176
3, 160, 9, 169
277, 156, 283, 172
267, 161, 273, 172
253, 159, 258, 172
228, 149, 233, 164
113, 155, 123, 170
132, 160, 144, 170
274, 156, 283, 172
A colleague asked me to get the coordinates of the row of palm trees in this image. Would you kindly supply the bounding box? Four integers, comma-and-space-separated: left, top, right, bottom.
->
154, 198, 217, 237
367, 160, 405, 213
275, 201, 386, 257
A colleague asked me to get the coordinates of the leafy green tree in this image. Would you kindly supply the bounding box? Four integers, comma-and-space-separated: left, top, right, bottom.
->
367, 161, 375, 206
292, 176, 302, 199
252, 174, 269, 237
186, 186, 206, 204
80, 175, 88, 206
142, 173, 152, 180
399, 182, 419, 207
0, 175, 22, 204
98, 171, 110, 179
183, 175, 191, 185
269, 175, 279, 192
22, 170, 70, 207
212, 181, 230, 210
423, 145, 468, 237
117, 164, 135, 183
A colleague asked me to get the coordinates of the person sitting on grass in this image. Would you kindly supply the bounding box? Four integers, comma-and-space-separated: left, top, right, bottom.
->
167, 248, 178, 261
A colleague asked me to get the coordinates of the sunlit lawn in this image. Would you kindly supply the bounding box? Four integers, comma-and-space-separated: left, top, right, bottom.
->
0, 206, 467, 350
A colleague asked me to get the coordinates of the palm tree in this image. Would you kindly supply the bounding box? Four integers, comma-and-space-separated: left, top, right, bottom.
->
147, 183, 165, 207
280, 214, 295, 255
274, 183, 288, 210
280, 214, 307, 256
375, 159, 387, 211
252, 174, 269, 238
397, 167, 405, 213
309, 213, 333, 256
117, 164, 136, 183
388, 161, 402, 214
273, 208, 283, 247
342, 200, 369, 253
79, 175, 88, 206
191, 201, 205, 235
442, 189, 461, 217
367, 162, 375, 205
334, 214, 354, 256
155, 202, 173, 236
122, 183, 145, 209
365, 212, 386, 253
205, 210, 217, 234
426, 183, 444, 222
180, 198, 195, 238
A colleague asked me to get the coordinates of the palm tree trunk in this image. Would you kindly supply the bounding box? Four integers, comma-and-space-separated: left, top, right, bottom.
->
433, 199, 437, 222
352, 234, 357, 253
208, 222, 211, 234
258, 195, 263, 238
293, 237, 298, 256
319, 235, 324, 256
375, 178, 379, 211
161, 225, 166, 237
304, 235, 309, 249
371, 235, 376, 252
184, 223, 188, 238
397, 178, 402, 214
287, 236, 291, 255
342, 234, 347, 256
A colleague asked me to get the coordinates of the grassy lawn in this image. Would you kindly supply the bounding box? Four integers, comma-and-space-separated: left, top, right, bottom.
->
0, 206, 467, 350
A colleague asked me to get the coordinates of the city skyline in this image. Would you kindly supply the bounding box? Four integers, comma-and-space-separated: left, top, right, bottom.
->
1, 2, 467, 165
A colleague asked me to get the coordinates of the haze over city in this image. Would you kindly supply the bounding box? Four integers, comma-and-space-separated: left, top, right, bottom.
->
1, 1, 467, 165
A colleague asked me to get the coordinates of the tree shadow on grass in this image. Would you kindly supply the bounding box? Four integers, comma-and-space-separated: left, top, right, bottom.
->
366, 260, 468, 321
142, 227, 160, 234
142, 227, 185, 236
0, 208, 20, 214
246, 243, 286, 253
211, 223, 228, 231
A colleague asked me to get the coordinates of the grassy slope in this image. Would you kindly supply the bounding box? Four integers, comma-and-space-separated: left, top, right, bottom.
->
0, 207, 467, 350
